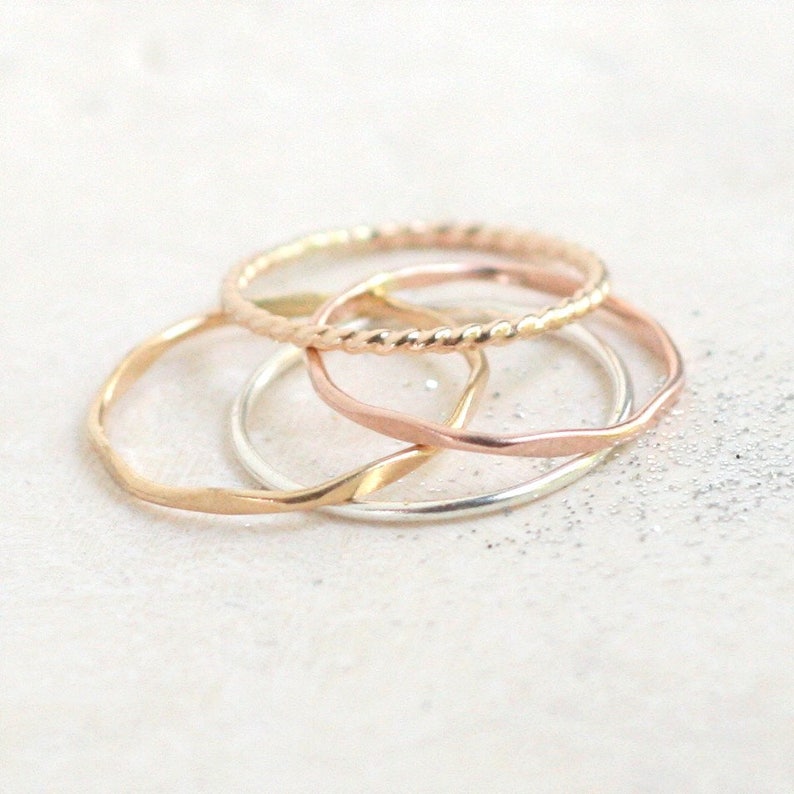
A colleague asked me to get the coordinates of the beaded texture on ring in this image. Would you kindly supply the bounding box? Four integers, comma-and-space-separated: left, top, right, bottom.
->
221, 222, 610, 354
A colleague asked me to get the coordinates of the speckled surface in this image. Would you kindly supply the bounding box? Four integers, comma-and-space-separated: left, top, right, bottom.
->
1, 4, 793, 792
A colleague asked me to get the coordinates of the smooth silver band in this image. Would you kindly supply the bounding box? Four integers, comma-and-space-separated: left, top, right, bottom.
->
229, 319, 633, 521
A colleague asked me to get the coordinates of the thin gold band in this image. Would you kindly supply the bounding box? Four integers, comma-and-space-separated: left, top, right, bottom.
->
87, 311, 488, 515
221, 222, 609, 354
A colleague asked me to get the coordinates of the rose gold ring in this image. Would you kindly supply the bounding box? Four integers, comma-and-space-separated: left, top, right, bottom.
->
305, 261, 685, 457
221, 222, 609, 354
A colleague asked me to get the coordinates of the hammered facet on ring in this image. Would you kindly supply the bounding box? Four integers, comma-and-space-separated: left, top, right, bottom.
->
305, 261, 684, 458
86, 311, 490, 516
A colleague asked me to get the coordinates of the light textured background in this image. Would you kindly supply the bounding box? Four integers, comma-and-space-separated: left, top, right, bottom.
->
2, 3, 793, 792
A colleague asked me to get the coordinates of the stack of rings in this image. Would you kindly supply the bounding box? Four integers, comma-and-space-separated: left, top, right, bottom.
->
88, 222, 684, 519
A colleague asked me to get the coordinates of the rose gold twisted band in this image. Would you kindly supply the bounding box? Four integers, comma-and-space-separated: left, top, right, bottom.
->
306, 261, 685, 457
221, 222, 609, 354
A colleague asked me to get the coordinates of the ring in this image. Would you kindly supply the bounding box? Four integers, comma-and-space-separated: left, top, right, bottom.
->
230, 319, 633, 520
221, 222, 609, 354
306, 261, 684, 457
87, 312, 487, 515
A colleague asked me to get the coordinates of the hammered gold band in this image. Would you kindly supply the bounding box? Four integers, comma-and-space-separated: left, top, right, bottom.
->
87, 310, 488, 515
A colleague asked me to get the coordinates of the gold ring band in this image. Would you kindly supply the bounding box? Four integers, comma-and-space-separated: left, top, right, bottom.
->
88, 310, 487, 515
221, 222, 609, 354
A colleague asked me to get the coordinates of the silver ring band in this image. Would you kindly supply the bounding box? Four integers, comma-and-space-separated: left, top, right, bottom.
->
229, 321, 633, 521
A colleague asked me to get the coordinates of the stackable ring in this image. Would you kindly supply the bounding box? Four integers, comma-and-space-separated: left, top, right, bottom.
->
230, 320, 633, 521
87, 312, 488, 515
306, 261, 685, 457
221, 222, 609, 354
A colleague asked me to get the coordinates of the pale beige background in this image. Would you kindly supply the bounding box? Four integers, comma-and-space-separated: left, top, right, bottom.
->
1, 3, 793, 793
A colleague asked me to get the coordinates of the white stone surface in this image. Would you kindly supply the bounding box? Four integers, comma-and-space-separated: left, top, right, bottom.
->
1, 3, 793, 792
